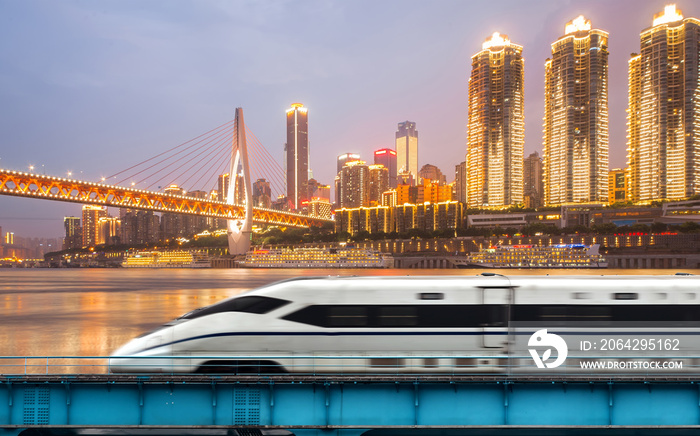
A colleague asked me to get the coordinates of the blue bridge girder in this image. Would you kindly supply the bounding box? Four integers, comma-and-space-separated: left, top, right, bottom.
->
3, 375, 700, 436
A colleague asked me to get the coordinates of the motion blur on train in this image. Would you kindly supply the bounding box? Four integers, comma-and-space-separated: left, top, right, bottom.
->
109, 274, 700, 374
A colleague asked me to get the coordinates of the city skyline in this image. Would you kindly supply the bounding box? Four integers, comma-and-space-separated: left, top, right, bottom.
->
0, 0, 696, 238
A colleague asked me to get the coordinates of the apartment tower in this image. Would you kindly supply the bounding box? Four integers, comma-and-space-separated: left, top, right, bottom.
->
543, 16, 609, 206
285, 103, 309, 210
627, 5, 700, 203
466, 32, 524, 208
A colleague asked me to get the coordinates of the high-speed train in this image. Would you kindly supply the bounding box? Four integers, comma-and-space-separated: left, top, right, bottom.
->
109, 274, 700, 374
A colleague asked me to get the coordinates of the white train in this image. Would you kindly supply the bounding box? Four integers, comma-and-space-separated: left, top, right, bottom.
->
109, 274, 700, 374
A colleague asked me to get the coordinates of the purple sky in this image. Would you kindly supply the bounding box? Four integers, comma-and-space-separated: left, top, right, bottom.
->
0, 0, 696, 239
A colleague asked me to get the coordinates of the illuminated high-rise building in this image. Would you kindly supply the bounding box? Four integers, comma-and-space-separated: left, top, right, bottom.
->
253, 178, 272, 209
339, 160, 369, 208
418, 164, 446, 185
608, 168, 628, 205
81, 205, 106, 247
543, 16, 609, 206
523, 152, 543, 208
285, 103, 309, 210
454, 162, 467, 204
337, 153, 361, 174
395, 122, 418, 179
368, 164, 389, 206
217, 174, 230, 202
374, 148, 397, 188
466, 32, 524, 208
63, 216, 81, 250
627, 5, 700, 203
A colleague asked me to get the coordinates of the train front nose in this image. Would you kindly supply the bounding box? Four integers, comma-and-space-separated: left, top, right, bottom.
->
109, 326, 175, 373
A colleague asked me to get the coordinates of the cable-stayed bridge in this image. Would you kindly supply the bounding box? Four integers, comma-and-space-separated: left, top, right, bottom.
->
0, 108, 332, 254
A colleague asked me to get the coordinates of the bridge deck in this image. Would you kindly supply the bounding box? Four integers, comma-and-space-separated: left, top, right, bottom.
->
3, 374, 700, 436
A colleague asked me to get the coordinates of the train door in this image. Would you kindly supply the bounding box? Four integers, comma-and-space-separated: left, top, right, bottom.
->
481, 287, 511, 349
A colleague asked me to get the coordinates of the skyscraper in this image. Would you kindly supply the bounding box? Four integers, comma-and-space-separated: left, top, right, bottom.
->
627, 5, 700, 203
395, 122, 418, 179
543, 16, 609, 206
338, 160, 369, 208
454, 162, 467, 204
285, 103, 309, 210
253, 178, 272, 209
81, 205, 106, 247
466, 32, 524, 208
337, 153, 361, 174
368, 164, 389, 206
63, 216, 81, 250
374, 148, 398, 188
523, 152, 543, 208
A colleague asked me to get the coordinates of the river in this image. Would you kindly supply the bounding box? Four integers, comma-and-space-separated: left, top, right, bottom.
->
0, 268, 694, 370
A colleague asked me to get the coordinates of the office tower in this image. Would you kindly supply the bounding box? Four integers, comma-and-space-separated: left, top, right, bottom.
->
81, 205, 106, 247
253, 178, 272, 209
339, 160, 369, 208
418, 164, 446, 185
466, 32, 524, 208
523, 152, 544, 208
395, 121, 418, 179
368, 164, 389, 206
285, 103, 309, 210
454, 162, 467, 204
543, 16, 609, 206
627, 5, 700, 203
337, 153, 361, 174
608, 169, 628, 205
374, 148, 398, 188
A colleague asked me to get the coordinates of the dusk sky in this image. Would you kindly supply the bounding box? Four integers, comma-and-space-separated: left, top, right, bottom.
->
1, 0, 697, 239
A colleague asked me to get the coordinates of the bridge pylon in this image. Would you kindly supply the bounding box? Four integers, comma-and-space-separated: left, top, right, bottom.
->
226, 107, 253, 255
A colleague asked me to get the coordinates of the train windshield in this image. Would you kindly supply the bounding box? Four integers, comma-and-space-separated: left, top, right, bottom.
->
180, 296, 290, 320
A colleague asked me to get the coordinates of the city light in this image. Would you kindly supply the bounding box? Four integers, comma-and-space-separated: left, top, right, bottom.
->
565, 15, 591, 34
653, 4, 683, 26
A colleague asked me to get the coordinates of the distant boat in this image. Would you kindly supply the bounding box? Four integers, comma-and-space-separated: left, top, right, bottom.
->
122, 250, 211, 268
240, 247, 393, 268
453, 243, 608, 269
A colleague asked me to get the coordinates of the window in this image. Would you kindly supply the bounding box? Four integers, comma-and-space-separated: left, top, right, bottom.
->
329, 306, 368, 327
181, 296, 290, 320
378, 306, 417, 326
419, 293, 444, 300
283, 304, 507, 328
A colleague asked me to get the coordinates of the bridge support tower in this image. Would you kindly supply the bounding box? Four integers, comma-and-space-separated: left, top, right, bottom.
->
227, 107, 253, 255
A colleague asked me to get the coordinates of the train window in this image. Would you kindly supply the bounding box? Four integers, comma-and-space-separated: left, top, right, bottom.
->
328, 306, 368, 327
370, 358, 405, 369
613, 293, 638, 300
418, 293, 444, 300
378, 306, 417, 326
181, 296, 290, 319
513, 304, 700, 325
284, 304, 508, 328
